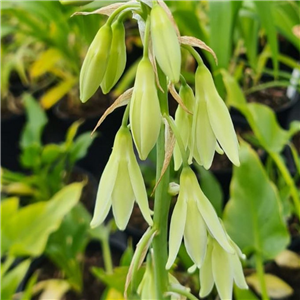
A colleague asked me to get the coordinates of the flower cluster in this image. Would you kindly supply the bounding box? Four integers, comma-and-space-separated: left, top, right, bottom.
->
79, 2, 247, 299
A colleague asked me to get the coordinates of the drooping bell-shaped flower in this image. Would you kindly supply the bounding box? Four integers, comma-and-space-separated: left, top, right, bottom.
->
90, 127, 153, 230
173, 83, 195, 170
199, 235, 248, 300
166, 167, 234, 269
80, 23, 112, 103
191, 64, 239, 169
130, 57, 162, 160
101, 19, 126, 94
150, 3, 181, 83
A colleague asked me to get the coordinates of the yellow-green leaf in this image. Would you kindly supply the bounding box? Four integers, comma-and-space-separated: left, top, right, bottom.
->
40, 78, 77, 109
30, 48, 62, 78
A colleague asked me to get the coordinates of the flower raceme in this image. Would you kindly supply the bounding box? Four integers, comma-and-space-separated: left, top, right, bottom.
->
191, 64, 240, 169
199, 236, 248, 300
80, 23, 112, 103
150, 3, 181, 83
90, 127, 153, 230
130, 57, 162, 160
166, 167, 234, 269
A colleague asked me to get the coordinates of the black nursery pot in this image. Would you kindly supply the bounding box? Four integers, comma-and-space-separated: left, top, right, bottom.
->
1, 113, 26, 172
44, 98, 125, 179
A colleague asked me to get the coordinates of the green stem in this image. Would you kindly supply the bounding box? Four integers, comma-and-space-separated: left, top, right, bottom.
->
164, 114, 188, 167
182, 45, 204, 66
152, 65, 171, 300
269, 151, 300, 218
101, 232, 113, 274
168, 287, 199, 300
255, 254, 269, 300
143, 16, 151, 58
121, 102, 130, 128
107, 3, 140, 26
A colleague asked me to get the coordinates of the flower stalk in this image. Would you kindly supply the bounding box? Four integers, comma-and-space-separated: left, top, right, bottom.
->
152, 64, 171, 300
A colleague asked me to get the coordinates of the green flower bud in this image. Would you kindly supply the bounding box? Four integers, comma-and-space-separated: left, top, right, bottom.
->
130, 57, 162, 160
59, 0, 93, 6
101, 20, 126, 94
90, 127, 153, 230
173, 83, 195, 170
150, 3, 181, 83
80, 23, 112, 103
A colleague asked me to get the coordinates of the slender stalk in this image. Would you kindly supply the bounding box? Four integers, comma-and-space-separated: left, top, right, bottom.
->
143, 17, 151, 58
255, 254, 269, 300
182, 44, 204, 66
121, 102, 130, 128
101, 233, 113, 274
269, 151, 300, 218
152, 64, 171, 300
107, 3, 140, 26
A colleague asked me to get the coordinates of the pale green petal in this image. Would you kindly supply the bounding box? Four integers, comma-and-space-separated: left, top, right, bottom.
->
212, 241, 233, 300
90, 158, 118, 228
199, 239, 214, 298
197, 64, 239, 166
189, 102, 202, 166
229, 252, 248, 289
184, 199, 207, 267
166, 194, 187, 269
193, 174, 234, 253
173, 142, 183, 171
215, 141, 224, 155
205, 90, 239, 166
128, 152, 153, 226
112, 160, 135, 230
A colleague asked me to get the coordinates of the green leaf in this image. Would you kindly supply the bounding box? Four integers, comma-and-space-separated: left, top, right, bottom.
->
1, 259, 31, 300
209, 1, 241, 70
273, 2, 300, 51
238, 8, 259, 70
234, 285, 259, 300
2, 182, 84, 256
92, 266, 144, 294
221, 71, 290, 154
69, 132, 97, 164
20, 144, 41, 168
92, 267, 129, 293
20, 94, 48, 149
41, 144, 63, 164
223, 141, 289, 260
65, 120, 84, 148
45, 204, 90, 291
254, 1, 279, 77
246, 103, 290, 153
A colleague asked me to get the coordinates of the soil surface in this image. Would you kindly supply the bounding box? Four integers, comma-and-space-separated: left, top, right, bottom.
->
247, 87, 292, 111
